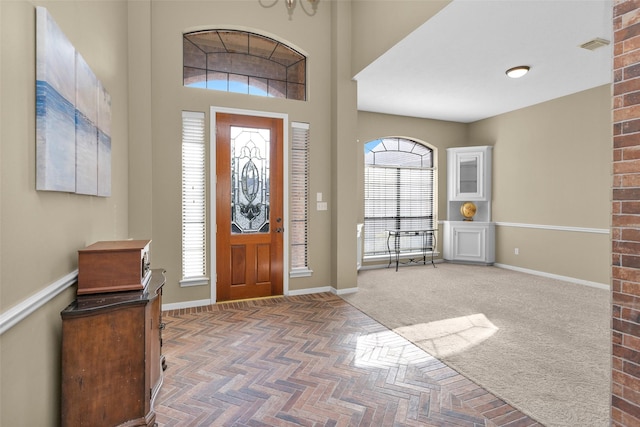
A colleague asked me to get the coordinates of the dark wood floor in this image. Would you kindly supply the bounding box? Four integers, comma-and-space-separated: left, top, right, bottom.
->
156, 293, 542, 426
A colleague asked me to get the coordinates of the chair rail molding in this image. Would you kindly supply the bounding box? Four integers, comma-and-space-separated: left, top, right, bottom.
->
495, 222, 609, 235
0, 269, 78, 335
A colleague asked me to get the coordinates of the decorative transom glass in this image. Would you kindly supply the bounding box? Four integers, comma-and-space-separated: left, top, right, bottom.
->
231, 126, 270, 234
365, 138, 433, 168
183, 30, 306, 101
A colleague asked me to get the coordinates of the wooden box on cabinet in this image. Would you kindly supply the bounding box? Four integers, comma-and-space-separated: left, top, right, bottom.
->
61, 269, 165, 427
78, 239, 151, 295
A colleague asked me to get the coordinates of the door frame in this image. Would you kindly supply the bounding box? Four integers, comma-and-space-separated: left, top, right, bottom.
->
209, 106, 289, 304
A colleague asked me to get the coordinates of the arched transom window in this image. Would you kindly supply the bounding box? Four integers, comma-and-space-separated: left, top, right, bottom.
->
183, 30, 306, 101
363, 137, 436, 257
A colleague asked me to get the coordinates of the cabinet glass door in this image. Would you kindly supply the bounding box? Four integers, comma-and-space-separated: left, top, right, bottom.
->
459, 158, 478, 194
454, 151, 484, 200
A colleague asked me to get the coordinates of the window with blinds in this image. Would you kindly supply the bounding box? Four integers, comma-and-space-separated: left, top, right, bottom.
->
290, 122, 311, 275
363, 138, 435, 257
181, 111, 208, 284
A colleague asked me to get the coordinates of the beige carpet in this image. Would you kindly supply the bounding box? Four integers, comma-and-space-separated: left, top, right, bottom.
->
341, 263, 610, 427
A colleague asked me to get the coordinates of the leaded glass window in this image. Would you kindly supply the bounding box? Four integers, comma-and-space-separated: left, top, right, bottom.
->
184, 30, 306, 101
231, 126, 270, 233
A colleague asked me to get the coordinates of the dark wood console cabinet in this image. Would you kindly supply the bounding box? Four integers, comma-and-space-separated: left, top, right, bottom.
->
61, 269, 166, 426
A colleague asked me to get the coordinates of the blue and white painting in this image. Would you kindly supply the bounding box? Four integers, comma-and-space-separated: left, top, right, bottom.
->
75, 52, 98, 195
97, 83, 112, 197
36, 6, 76, 192
36, 6, 111, 196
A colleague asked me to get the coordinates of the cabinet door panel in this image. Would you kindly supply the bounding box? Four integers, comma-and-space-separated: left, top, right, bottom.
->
453, 227, 486, 261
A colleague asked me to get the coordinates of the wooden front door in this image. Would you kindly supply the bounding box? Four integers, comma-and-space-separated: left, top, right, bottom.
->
215, 113, 284, 301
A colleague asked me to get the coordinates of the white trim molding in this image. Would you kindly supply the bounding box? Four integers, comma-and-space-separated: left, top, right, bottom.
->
287, 286, 333, 296
495, 222, 609, 235
287, 286, 358, 296
179, 277, 209, 287
162, 299, 212, 312
0, 270, 78, 335
494, 263, 609, 290
332, 287, 358, 296
290, 267, 313, 278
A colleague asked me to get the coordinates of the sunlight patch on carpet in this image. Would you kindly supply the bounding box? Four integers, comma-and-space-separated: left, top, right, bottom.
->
394, 313, 499, 358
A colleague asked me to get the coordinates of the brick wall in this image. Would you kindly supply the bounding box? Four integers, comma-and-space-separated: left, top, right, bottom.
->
613, 1, 640, 425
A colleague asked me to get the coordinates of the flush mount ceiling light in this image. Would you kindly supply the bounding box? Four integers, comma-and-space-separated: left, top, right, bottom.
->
506, 66, 530, 79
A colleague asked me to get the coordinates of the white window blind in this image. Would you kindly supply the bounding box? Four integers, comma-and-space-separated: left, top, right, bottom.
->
181, 111, 207, 282
291, 122, 310, 273
364, 138, 435, 257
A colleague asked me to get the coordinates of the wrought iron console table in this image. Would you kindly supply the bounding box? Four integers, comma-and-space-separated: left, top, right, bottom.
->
386, 229, 437, 271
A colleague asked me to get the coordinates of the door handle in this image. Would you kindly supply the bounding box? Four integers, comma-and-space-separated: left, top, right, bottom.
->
276, 227, 284, 233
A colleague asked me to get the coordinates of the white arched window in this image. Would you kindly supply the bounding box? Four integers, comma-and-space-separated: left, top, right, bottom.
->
363, 138, 436, 258
183, 30, 306, 101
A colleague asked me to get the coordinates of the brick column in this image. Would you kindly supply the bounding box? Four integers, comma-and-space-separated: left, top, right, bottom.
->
613, 2, 640, 426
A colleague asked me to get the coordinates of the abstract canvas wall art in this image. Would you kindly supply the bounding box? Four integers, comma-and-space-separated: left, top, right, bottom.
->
36, 6, 111, 196
97, 83, 112, 197
75, 52, 98, 195
36, 6, 76, 192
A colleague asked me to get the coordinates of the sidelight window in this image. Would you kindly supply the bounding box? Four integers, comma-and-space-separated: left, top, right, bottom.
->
290, 122, 310, 275
181, 111, 208, 285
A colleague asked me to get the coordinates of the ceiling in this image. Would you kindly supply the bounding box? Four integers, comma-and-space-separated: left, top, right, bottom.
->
354, 0, 614, 123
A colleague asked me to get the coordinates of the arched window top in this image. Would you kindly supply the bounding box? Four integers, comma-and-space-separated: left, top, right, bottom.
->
364, 137, 433, 168
183, 30, 307, 101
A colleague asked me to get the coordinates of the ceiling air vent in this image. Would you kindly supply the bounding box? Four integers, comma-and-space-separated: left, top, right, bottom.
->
580, 38, 610, 51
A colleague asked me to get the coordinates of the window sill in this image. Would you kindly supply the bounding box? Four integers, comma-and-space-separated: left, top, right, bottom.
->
290, 267, 313, 278
180, 277, 209, 287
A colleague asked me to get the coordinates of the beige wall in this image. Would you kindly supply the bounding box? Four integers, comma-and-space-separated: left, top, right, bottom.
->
351, 0, 450, 75
1, 0, 130, 425
330, 0, 359, 291
469, 84, 612, 285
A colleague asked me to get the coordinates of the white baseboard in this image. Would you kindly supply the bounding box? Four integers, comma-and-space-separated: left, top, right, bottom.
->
162, 299, 212, 311
494, 263, 609, 291
287, 286, 333, 296
332, 286, 358, 295
161, 286, 359, 311
0, 270, 78, 336
288, 285, 358, 296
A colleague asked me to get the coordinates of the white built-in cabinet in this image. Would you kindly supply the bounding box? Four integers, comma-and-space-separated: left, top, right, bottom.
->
443, 146, 495, 264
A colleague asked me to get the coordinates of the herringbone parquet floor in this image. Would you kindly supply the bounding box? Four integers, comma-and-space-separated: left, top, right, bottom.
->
156, 293, 542, 427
